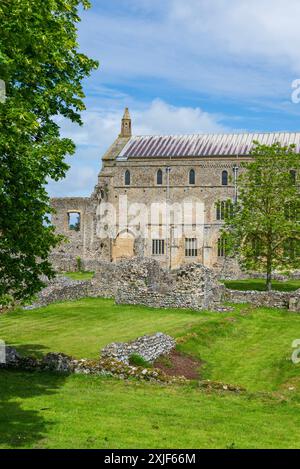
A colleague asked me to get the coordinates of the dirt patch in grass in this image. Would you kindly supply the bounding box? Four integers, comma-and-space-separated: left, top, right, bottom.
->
154, 351, 202, 380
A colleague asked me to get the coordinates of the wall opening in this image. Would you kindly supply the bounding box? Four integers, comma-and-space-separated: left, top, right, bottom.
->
68, 212, 81, 231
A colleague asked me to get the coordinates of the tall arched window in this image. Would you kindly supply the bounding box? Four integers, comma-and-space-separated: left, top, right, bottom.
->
157, 169, 163, 185
290, 170, 296, 185
189, 169, 195, 185
222, 170, 228, 186
216, 200, 233, 221
125, 170, 131, 186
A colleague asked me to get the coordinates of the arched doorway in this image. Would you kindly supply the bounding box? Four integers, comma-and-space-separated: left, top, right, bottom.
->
112, 230, 135, 261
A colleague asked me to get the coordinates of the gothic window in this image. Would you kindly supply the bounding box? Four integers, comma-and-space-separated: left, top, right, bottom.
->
185, 238, 198, 257
157, 169, 163, 185
152, 239, 165, 255
218, 237, 227, 257
216, 200, 233, 221
189, 169, 195, 185
68, 212, 80, 231
290, 170, 297, 185
222, 170, 228, 186
125, 170, 131, 186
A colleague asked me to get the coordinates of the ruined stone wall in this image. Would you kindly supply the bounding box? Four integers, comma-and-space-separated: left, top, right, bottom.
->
101, 333, 176, 364
91, 257, 224, 311
50, 195, 111, 271
225, 288, 300, 311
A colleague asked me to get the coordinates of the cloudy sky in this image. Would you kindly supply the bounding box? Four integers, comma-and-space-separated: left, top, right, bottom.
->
49, 0, 300, 197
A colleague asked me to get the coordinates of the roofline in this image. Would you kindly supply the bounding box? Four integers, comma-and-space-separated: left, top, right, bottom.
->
130, 131, 300, 138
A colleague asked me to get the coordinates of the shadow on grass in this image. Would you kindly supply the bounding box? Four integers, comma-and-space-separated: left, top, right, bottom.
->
0, 368, 67, 448
13, 343, 50, 359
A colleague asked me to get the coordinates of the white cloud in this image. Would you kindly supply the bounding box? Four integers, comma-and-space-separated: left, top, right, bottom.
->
133, 99, 228, 135
78, 0, 298, 101
170, 0, 300, 71
48, 99, 229, 197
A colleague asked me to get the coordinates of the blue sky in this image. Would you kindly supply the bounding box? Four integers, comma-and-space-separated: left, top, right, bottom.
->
49, 0, 300, 197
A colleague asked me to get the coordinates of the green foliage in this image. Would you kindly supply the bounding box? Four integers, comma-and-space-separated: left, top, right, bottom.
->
223, 142, 300, 290
129, 353, 151, 368
0, 1, 98, 300
76, 257, 82, 272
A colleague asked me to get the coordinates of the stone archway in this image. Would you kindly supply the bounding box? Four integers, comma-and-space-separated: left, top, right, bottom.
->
112, 230, 135, 262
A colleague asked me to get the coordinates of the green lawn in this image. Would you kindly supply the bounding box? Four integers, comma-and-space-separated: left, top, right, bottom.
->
1, 298, 300, 448
223, 278, 300, 292
63, 271, 94, 281
1, 371, 300, 449
0, 298, 203, 359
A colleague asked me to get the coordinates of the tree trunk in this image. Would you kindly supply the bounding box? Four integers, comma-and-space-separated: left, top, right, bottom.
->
266, 271, 272, 291
266, 252, 272, 291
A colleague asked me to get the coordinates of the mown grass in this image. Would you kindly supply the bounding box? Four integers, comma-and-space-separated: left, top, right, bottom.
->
63, 271, 94, 281
1, 298, 300, 448
0, 298, 203, 359
178, 304, 300, 392
223, 278, 300, 292
1, 299, 300, 392
1, 371, 300, 449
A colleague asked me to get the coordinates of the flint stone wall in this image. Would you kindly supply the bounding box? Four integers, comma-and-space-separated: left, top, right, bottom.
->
49, 253, 103, 273
101, 333, 176, 364
91, 257, 224, 311
225, 288, 300, 312
2, 346, 184, 383
25, 276, 91, 309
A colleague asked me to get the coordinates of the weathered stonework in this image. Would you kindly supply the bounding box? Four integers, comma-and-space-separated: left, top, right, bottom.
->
225, 288, 300, 312
49, 109, 248, 273
91, 257, 224, 311
50, 109, 300, 278
101, 333, 176, 364
24, 258, 224, 312
289, 290, 300, 312
25, 276, 91, 309
2, 347, 185, 383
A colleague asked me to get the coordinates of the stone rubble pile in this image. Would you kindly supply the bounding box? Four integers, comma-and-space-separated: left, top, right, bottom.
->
101, 333, 176, 364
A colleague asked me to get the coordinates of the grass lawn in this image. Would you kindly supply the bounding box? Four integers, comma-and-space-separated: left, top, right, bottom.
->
0, 298, 204, 359
1, 298, 300, 448
1, 371, 300, 449
63, 271, 94, 281
223, 278, 300, 292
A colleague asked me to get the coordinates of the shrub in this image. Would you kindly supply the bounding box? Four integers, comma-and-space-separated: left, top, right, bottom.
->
129, 353, 151, 368
76, 257, 82, 272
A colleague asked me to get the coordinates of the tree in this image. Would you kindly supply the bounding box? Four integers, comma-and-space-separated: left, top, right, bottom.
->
0, 0, 98, 300
222, 142, 300, 291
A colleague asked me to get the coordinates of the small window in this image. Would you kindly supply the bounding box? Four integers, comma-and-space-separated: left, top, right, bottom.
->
189, 169, 195, 185
157, 169, 163, 185
68, 212, 80, 231
290, 170, 297, 185
152, 239, 165, 255
185, 238, 198, 257
222, 170, 228, 186
125, 170, 131, 186
218, 237, 227, 257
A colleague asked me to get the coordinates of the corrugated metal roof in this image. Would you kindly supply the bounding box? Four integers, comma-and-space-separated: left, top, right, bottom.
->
117, 132, 300, 159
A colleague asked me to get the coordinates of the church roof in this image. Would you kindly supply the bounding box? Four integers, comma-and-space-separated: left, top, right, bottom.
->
117, 132, 300, 159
